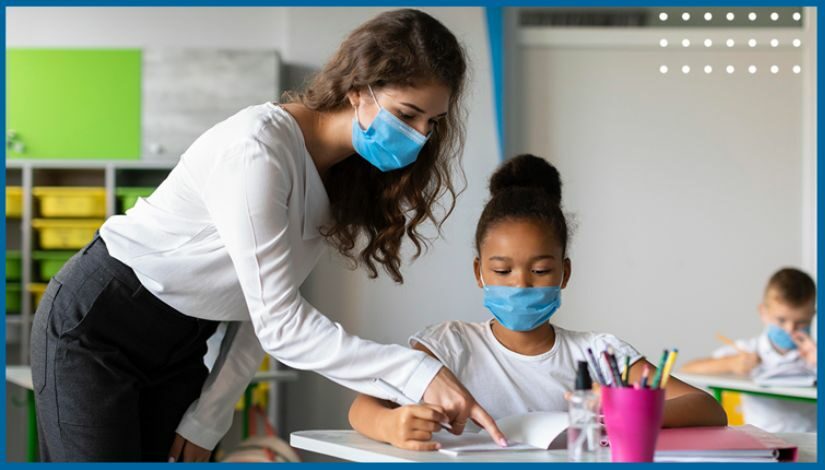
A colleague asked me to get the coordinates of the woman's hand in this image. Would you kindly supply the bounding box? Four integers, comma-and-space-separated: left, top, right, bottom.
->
422, 367, 508, 446
380, 404, 447, 451
168, 433, 212, 462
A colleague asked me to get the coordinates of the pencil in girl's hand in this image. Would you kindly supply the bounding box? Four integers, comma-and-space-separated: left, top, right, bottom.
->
659, 349, 679, 388
651, 349, 669, 389
640, 364, 651, 388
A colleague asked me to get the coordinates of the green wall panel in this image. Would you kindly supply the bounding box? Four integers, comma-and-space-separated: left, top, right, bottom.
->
7, 49, 141, 160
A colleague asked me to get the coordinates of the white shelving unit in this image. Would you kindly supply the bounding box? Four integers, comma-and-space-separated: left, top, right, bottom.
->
6, 158, 295, 448
5, 158, 176, 365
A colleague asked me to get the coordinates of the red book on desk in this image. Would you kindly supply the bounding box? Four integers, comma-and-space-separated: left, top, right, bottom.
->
654, 425, 798, 462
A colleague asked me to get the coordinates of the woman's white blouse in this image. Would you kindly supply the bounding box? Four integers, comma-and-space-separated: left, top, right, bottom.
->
100, 103, 443, 449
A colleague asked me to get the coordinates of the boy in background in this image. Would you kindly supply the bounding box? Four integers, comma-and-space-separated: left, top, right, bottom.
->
682, 268, 817, 432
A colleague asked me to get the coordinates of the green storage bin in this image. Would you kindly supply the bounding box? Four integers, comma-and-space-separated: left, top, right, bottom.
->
6, 250, 22, 281
116, 187, 155, 212
6, 283, 22, 313
32, 251, 75, 281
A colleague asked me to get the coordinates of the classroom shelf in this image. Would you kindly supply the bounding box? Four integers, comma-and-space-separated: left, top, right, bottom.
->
4, 159, 175, 359
33, 187, 107, 218
5, 157, 294, 451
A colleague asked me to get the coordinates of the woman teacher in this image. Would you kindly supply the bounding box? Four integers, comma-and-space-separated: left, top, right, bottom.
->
30, 9, 506, 461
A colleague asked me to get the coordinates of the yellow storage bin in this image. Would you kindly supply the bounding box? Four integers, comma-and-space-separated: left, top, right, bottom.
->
28, 283, 48, 309
6, 186, 23, 218
34, 186, 106, 218
32, 219, 103, 249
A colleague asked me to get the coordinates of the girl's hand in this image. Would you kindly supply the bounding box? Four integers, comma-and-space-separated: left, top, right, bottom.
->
731, 351, 760, 376
381, 404, 447, 451
168, 433, 212, 462
792, 331, 817, 366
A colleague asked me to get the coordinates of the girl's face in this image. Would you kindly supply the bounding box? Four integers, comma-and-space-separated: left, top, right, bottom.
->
348, 82, 451, 137
474, 219, 570, 289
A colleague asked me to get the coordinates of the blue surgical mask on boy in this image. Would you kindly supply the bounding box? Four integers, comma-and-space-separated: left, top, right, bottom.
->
351, 85, 429, 172
480, 272, 563, 332
766, 324, 811, 351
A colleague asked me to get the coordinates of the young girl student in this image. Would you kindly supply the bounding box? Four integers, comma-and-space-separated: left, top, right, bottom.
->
349, 154, 727, 450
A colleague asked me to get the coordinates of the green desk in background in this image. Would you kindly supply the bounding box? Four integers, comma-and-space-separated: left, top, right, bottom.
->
678, 372, 817, 404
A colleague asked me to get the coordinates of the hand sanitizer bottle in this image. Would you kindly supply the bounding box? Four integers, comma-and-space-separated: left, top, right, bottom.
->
568, 361, 601, 462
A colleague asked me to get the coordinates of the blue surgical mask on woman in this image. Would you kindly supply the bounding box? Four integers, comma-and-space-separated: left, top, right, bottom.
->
352, 85, 430, 172
766, 324, 810, 351
480, 272, 563, 332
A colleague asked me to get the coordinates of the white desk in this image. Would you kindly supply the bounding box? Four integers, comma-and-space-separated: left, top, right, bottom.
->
290, 430, 817, 463
6, 365, 34, 391
678, 373, 817, 403
6, 365, 36, 461
4, 365, 296, 391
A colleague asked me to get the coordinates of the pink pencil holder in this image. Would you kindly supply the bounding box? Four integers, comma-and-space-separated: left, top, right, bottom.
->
601, 387, 665, 462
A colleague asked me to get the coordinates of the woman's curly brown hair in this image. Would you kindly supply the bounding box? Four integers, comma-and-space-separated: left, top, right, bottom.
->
284, 9, 468, 283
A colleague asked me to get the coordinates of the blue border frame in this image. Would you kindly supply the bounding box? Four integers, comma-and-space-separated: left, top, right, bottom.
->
2, 1, 821, 467
485, 6, 505, 160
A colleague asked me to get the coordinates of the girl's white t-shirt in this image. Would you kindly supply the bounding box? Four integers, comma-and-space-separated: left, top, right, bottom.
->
410, 320, 643, 428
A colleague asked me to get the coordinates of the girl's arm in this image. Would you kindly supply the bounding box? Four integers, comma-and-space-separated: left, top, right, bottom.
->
628, 359, 728, 427
348, 343, 449, 451
348, 394, 446, 451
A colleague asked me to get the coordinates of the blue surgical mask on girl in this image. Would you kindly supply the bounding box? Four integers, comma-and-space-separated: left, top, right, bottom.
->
766, 324, 811, 351
351, 85, 430, 172
480, 272, 563, 332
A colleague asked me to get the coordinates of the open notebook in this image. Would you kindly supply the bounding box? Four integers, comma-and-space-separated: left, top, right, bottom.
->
432, 413, 798, 462
751, 363, 816, 387
433, 412, 569, 456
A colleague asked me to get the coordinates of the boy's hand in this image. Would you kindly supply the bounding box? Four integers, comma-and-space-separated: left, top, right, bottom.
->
792, 331, 817, 366
381, 404, 447, 451
731, 351, 760, 375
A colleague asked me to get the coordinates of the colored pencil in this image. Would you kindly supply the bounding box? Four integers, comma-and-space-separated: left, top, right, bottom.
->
651, 349, 669, 389
716, 333, 746, 353
587, 348, 608, 385
640, 364, 650, 388
659, 349, 679, 388
623, 356, 631, 386
603, 351, 624, 387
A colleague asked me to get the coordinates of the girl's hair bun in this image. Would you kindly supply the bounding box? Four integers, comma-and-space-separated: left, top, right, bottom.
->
489, 154, 562, 206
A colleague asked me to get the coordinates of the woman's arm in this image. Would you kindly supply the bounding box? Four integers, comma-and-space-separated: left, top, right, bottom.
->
628, 359, 727, 427
172, 321, 265, 458
198, 139, 503, 446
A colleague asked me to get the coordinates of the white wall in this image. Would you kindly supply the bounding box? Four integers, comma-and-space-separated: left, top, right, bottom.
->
7, 7, 287, 48
512, 24, 815, 368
